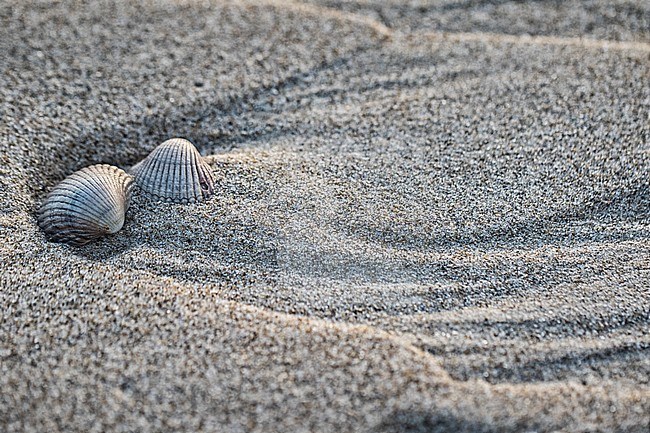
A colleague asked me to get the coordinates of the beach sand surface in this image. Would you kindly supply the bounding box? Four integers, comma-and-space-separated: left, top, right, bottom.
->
1, 1, 649, 431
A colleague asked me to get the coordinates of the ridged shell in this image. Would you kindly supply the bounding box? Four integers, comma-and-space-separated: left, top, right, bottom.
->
37, 164, 134, 246
130, 138, 215, 203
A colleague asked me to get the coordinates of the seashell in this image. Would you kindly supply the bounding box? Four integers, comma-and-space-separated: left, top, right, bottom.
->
130, 138, 215, 203
37, 164, 134, 246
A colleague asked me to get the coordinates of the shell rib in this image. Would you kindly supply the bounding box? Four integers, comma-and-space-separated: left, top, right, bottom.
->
130, 138, 215, 203
37, 164, 134, 246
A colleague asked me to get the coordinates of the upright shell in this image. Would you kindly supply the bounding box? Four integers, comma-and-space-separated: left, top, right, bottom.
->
37, 164, 134, 246
130, 138, 215, 203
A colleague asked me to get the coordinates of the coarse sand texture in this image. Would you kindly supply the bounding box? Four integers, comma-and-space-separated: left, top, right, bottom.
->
1, 1, 649, 432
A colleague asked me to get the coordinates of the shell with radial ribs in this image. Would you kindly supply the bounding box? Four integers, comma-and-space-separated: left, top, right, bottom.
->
37, 164, 134, 246
130, 138, 215, 203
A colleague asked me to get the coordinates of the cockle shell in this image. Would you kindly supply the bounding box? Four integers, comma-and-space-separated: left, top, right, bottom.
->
130, 138, 215, 203
37, 164, 134, 246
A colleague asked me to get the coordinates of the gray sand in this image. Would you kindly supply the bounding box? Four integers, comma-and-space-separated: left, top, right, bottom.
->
1, 1, 649, 432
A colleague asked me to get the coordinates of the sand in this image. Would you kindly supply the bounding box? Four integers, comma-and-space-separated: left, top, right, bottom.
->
1, 0, 649, 432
